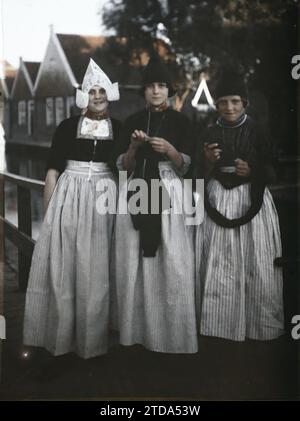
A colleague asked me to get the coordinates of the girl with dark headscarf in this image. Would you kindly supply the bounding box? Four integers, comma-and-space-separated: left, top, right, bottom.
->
195, 72, 284, 341
113, 56, 198, 353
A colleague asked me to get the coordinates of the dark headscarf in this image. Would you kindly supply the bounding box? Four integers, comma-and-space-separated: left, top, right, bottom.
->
141, 55, 176, 97
215, 71, 249, 106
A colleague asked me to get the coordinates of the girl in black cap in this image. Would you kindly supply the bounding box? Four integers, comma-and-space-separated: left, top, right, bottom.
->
112, 56, 198, 353
195, 72, 284, 341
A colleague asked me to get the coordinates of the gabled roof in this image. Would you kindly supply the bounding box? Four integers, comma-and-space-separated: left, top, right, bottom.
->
11, 58, 39, 97
34, 30, 175, 96
57, 34, 107, 83
5, 76, 15, 93
24, 62, 40, 86
57, 33, 146, 86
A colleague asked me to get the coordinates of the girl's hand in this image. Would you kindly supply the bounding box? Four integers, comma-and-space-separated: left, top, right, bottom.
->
130, 130, 147, 149
235, 158, 251, 177
204, 143, 222, 163
149, 137, 173, 155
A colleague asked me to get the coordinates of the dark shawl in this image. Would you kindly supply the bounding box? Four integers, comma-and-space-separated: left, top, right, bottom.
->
115, 108, 194, 256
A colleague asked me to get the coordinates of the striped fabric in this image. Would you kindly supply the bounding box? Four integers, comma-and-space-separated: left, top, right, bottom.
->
197, 179, 285, 341
23, 161, 116, 359
112, 162, 198, 353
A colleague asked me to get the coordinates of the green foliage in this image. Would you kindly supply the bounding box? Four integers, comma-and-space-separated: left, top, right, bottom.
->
102, 0, 298, 73
102, 0, 298, 151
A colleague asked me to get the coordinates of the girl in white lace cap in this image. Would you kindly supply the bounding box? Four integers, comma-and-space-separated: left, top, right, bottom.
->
23, 59, 121, 367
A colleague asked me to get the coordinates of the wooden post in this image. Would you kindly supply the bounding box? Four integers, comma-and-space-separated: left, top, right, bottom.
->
0, 174, 4, 384
0, 14, 5, 380
17, 186, 32, 292
297, 3, 300, 399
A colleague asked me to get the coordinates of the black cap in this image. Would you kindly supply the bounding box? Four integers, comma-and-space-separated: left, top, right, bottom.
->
141, 55, 176, 97
215, 71, 248, 103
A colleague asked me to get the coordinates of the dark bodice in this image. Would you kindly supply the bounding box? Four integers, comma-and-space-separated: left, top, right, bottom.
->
47, 115, 122, 173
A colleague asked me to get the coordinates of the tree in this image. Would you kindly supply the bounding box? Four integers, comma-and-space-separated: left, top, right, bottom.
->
102, 0, 297, 74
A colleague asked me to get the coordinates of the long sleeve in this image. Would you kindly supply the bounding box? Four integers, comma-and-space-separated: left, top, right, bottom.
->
254, 124, 277, 185
46, 121, 68, 173
193, 127, 210, 181
112, 114, 137, 161
107, 118, 122, 174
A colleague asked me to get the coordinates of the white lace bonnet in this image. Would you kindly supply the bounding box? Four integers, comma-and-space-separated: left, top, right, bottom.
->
75, 58, 120, 108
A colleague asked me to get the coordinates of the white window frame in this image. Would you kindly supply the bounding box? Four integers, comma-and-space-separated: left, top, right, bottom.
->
27, 100, 34, 135
45, 97, 54, 126
18, 100, 26, 126
55, 97, 64, 126
66, 96, 75, 118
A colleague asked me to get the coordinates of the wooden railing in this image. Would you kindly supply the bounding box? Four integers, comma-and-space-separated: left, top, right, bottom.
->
0, 171, 44, 291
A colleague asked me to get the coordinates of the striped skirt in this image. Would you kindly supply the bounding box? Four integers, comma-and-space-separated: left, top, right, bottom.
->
113, 162, 198, 353
197, 179, 284, 341
23, 160, 116, 359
